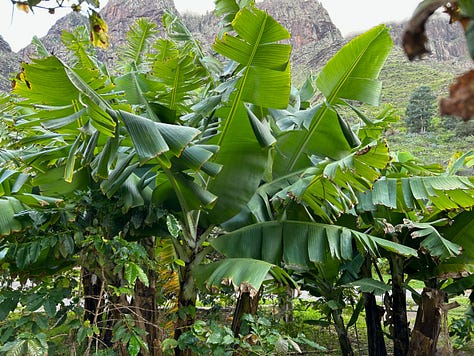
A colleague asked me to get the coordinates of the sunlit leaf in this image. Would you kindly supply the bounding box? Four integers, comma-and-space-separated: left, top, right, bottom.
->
89, 10, 109, 49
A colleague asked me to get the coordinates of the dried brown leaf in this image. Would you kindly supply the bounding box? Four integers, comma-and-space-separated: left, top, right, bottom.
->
402, 0, 451, 60
440, 70, 474, 121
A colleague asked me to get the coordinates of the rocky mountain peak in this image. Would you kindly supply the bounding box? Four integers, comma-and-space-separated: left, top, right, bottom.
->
388, 13, 469, 64
258, 0, 342, 48
0, 35, 20, 92
0, 36, 12, 53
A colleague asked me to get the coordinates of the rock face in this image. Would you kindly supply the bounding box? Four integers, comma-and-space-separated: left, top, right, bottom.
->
0, 0, 471, 92
182, 0, 343, 71
100, 0, 178, 57
388, 13, 470, 64
0, 35, 20, 92
259, 0, 342, 48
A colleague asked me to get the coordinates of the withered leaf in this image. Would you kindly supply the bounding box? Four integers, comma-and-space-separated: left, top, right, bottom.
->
440, 69, 474, 121
402, 0, 450, 60
89, 10, 109, 49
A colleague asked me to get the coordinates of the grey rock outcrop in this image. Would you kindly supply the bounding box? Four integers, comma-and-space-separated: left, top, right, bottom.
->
388, 13, 469, 64
0, 35, 20, 92
259, 0, 342, 48
100, 0, 178, 58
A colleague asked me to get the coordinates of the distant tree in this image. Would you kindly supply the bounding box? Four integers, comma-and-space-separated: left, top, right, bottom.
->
405, 85, 436, 134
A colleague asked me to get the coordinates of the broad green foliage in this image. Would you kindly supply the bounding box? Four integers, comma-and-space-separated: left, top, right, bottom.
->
0, 4, 296, 353
195, 258, 295, 293
211, 221, 417, 267
120, 18, 158, 71
274, 24, 392, 175
358, 175, 474, 212
207, 3, 292, 223
1, 1, 474, 355
202, 25, 418, 298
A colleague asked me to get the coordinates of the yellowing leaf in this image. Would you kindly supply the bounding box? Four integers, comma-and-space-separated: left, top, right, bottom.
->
16, 3, 30, 13
89, 10, 109, 49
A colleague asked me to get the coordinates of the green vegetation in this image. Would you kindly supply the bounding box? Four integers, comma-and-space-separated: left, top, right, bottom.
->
0, 1, 473, 356
405, 85, 436, 133
378, 48, 461, 112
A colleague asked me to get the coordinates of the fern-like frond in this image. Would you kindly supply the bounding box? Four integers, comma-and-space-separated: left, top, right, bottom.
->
120, 18, 158, 71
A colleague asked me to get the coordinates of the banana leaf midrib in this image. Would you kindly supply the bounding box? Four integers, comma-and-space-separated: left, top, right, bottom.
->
286, 29, 385, 173
215, 13, 268, 149
170, 60, 180, 110
132, 24, 149, 64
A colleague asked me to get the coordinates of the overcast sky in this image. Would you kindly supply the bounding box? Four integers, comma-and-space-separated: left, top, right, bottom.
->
0, 0, 421, 52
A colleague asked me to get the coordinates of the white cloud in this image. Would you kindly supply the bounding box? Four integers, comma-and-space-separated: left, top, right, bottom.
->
319, 0, 419, 36
0, 4, 71, 51
174, 0, 214, 15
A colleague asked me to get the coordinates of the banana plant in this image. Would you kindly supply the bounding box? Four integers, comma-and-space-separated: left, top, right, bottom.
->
194, 23, 427, 356
202, 23, 395, 286
2, 20, 222, 356
353, 149, 474, 356
2, 2, 294, 354
197, 21, 474, 355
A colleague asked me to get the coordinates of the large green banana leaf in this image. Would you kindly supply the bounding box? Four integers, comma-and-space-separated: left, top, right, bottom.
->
13, 57, 80, 107
357, 175, 474, 212
300, 140, 390, 221
226, 140, 391, 227
211, 221, 417, 268
207, 5, 291, 223
0, 169, 30, 197
0, 198, 31, 236
203, 220, 416, 291
273, 25, 392, 175
436, 210, 474, 275
214, 0, 253, 33
0, 169, 30, 235
150, 39, 209, 114
120, 18, 158, 70
194, 258, 296, 293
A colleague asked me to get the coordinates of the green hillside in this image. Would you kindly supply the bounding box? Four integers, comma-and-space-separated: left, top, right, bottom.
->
296, 46, 471, 166
379, 48, 461, 112
305, 46, 471, 166
378, 49, 472, 165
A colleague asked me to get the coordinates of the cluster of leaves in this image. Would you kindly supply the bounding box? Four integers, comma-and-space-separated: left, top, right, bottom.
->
163, 314, 323, 355
1, 0, 474, 355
